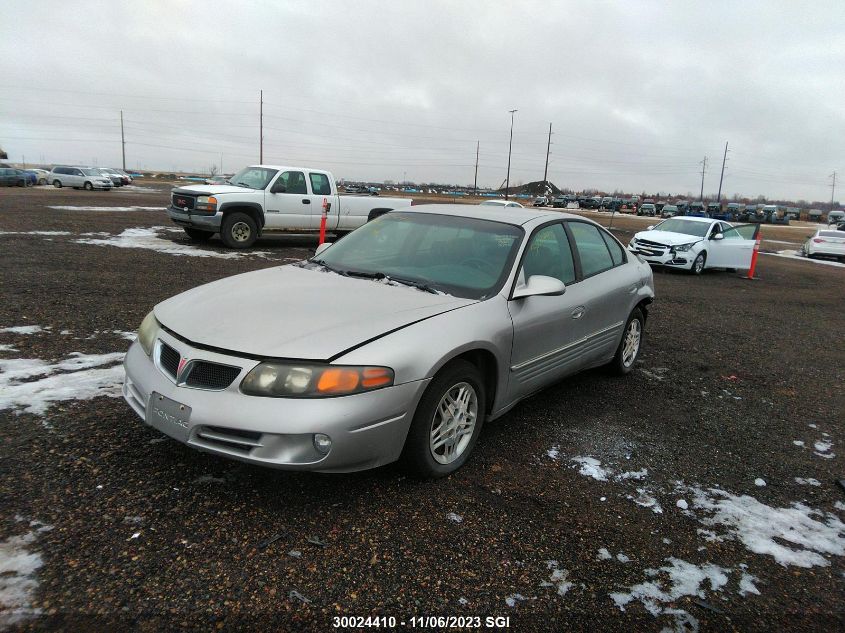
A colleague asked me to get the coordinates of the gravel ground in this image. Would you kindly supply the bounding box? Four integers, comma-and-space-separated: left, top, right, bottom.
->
0, 185, 843, 632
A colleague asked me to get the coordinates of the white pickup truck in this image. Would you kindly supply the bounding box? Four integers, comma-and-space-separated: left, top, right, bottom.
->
168, 164, 413, 248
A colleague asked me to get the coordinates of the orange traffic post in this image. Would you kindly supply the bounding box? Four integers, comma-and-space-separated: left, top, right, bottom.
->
745, 233, 761, 279
318, 197, 328, 245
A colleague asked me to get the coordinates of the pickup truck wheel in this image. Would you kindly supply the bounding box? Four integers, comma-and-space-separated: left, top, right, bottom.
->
83, 182, 94, 191
221, 212, 257, 248
607, 308, 644, 375
183, 227, 214, 242
53, 180, 62, 188
401, 360, 485, 479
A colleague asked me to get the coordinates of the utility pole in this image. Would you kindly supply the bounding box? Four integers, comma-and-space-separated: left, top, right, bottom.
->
259, 90, 264, 164
699, 156, 707, 201
120, 110, 126, 171
505, 108, 517, 200
542, 122, 552, 192
830, 171, 837, 206
473, 140, 479, 195
716, 141, 729, 202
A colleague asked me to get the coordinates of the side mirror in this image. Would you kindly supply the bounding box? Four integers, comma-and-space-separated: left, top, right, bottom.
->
713, 233, 724, 240
314, 242, 332, 257
646, 225, 655, 230
271, 182, 287, 193
512, 275, 566, 300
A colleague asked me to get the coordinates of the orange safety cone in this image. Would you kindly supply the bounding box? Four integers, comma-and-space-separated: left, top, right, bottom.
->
745, 232, 761, 279
318, 197, 328, 245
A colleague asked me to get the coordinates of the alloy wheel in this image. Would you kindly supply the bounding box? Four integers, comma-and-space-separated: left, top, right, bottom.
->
622, 319, 641, 368
231, 222, 252, 242
429, 382, 478, 465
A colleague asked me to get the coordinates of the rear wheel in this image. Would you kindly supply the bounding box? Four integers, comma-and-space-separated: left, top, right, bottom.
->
38, 178, 47, 186
53, 180, 62, 188
183, 227, 214, 242
690, 251, 706, 275
83, 181, 93, 191
220, 212, 257, 249
401, 360, 486, 478
607, 308, 645, 375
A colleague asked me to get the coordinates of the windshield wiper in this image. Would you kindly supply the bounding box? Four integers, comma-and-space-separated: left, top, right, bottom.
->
309, 258, 348, 276
345, 270, 440, 294
232, 181, 252, 188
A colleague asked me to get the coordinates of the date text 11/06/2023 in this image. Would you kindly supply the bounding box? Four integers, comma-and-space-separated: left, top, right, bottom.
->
332, 616, 511, 628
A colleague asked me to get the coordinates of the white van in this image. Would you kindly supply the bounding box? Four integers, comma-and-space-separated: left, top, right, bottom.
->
49, 166, 113, 190
827, 210, 845, 225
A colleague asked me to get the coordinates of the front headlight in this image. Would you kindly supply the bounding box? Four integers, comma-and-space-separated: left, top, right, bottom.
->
195, 195, 218, 212
137, 311, 160, 356
241, 362, 394, 398
674, 242, 696, 252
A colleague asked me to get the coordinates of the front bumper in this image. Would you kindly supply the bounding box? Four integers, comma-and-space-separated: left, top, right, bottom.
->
628, 243, 693, 268
168, 206, 223, 231
122, 331, 430, 472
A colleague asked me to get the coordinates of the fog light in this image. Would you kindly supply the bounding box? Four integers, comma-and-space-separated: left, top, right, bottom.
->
313, 433, 332, 455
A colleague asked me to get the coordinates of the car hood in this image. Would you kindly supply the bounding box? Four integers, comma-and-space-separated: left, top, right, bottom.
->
633, 230, 704, 246
173, 184, 259, 195
154, 265, 475, 360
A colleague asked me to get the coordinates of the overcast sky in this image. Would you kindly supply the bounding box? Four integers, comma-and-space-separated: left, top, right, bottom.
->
2, 1, 843, 202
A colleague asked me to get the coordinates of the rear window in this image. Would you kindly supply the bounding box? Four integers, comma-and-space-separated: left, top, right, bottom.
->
309, 173, 332, 196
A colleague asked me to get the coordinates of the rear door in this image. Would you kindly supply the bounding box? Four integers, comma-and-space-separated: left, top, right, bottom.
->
708, 222, 758, 269
264, 170, 315, 230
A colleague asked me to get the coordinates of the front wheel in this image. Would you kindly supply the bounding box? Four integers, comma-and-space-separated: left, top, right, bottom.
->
183, 227, 214, 242
83, 181, 94, 191
220, 212, 257, 248
401, 360, 486, 478
690, 252, 706, 275
607, 308, 645, 375
38, 178, 47, 186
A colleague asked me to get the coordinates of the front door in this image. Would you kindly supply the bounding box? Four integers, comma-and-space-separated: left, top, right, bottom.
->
707, 222, 758, 269
507, 223, 584, 401
264, 170, 316, 230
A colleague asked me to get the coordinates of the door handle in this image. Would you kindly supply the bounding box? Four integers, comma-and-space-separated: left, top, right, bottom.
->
302, 199, 311, 204
571, 306, 585, 319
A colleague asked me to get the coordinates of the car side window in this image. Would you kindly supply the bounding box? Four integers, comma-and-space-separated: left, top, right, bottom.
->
600, 230, 625, 265
721, 225, 742, 240
278, 171, 307, 195
521, 223, 575, 285
309, 173, 332, 196
568, 222, 615, 277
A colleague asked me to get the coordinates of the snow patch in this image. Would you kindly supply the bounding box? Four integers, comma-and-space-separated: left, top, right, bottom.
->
0, 326, 47, 335
616, 469, 648, 481
0, 344, 18, 353
0, 231, 72, 237
687, 486, 845, 568
754, 478, 766, 487
571, 456, 609, 481
616, 553, 631, 563
504, 593, 526, 607
74, 226, 272, 259
628, 488, 663, 514
446, 512, 463, 524
597, 548, 612, 561
676, 499, 689, 510
794, 478, 821, 487
813, 439, 834, 459
792, 440, 805, 447
48, 205, 164, 212
0, 352, 124, 415
0, 520, 52, 629
738, 565, 760, 597
546, 445, 560, 460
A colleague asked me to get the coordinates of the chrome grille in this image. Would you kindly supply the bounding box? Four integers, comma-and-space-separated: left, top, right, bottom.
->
171, 192, 195, 209
185, 362, 240, 390
159, 342, 180, 379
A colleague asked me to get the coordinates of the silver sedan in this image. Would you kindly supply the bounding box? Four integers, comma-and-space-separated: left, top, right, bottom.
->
123, 204, 655, 477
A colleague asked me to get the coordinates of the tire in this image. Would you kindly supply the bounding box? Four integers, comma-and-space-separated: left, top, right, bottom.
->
53, 180, 62, 188
401, 359, 486, 479
183, 227, 214, 242
38, 178, 47, 186
690, 251, 706, 275
220, 212, 257, 249
83, 181, 93, 191
725, 267, 737, 273
607, 308, 645, 375
16, 179, 25, 187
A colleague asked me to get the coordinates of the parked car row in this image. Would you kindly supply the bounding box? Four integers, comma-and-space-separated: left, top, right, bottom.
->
47, 166, 132, 190
0, 167, 35, 187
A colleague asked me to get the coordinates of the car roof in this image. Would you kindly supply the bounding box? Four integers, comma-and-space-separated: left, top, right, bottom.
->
663, 215, 714, 224
398, 203, 588, 226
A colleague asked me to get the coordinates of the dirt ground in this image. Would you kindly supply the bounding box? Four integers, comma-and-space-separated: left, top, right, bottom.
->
0, 184, 843, 632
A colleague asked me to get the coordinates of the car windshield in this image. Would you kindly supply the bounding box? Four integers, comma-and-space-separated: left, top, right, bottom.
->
81, 169, 100, 176
228, 166, 277, 189
653, 218, 711, 237
311, 212, 524, 300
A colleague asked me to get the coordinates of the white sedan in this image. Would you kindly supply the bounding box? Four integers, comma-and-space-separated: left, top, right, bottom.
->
628, 216, 758, 274
801, 228, 845, 261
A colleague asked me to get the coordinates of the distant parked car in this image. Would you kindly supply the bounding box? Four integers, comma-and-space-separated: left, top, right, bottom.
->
26, 168, 50, 185
0, 168, 30, 187
655, 201, 667, 212
93, 168, 124, 187
205, 175, 230, 185
49, 166, 113, 190
660, 204, 679, 218
638, 203, 657, 217
801, 228, 845, 262
707, 202, 721, 217
687, 202, 706, 217
827, 210, 845, 225
629, 216, 758, 274
479, 200, 524, 208
533, 196, 548, 207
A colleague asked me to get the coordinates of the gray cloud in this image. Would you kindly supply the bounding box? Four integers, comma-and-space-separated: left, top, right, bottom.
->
1, 0, 843, 202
